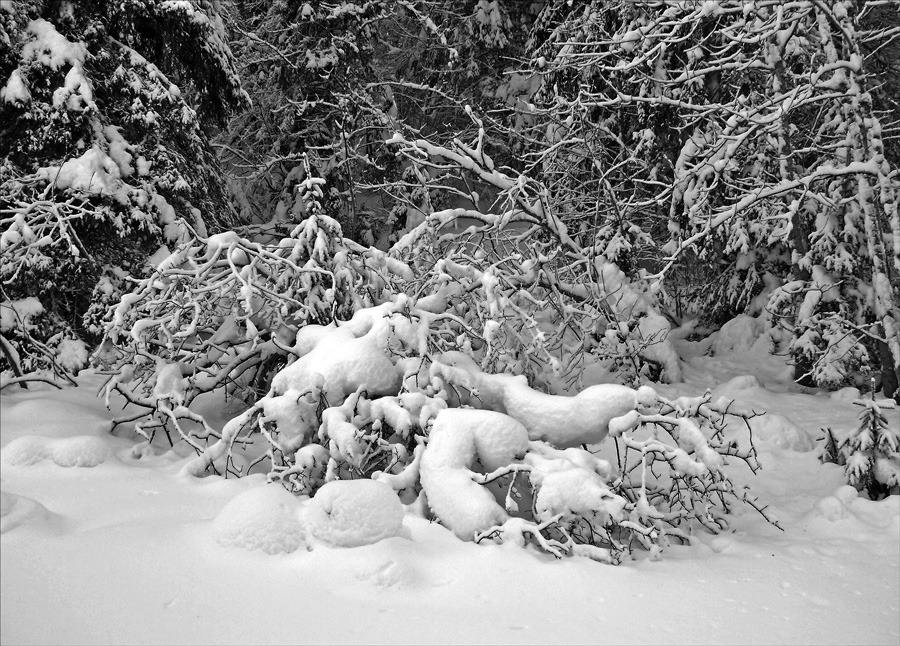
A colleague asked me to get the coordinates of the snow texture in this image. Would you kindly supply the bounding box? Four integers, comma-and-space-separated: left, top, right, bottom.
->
302, 479, 405, 548
750, 413, 815, 452
212, 485, 305, 554
1, 435, 111, 468
0, 491, 60, 534
272, 324, 400, 405
499, 377, 642, 447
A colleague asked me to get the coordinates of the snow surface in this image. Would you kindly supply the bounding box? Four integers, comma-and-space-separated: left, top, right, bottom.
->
1, 337, 899, 645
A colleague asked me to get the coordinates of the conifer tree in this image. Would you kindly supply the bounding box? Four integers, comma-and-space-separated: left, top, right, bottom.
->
0, 0, 247, 376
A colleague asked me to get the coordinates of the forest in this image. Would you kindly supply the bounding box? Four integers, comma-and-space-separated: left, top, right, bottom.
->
1, 0, 899, 589
2, 1, 900, 643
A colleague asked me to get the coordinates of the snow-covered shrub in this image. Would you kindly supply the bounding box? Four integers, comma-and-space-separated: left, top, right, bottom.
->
820, 396, 900, 500
388, 118, 682, 390
94, 163, 778, 563
106, 286, 772, 563
96, 187, 411, 456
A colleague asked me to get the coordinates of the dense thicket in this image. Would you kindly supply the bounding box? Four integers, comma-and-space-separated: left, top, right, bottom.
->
512, 0, 900, 393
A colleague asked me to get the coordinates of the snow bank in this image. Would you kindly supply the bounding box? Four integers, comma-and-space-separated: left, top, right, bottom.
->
1, 435, 111, 468
0, 398, 111, 446
212, 486, 305, 554
0, 490, 61, 534
302, 479, 404, 548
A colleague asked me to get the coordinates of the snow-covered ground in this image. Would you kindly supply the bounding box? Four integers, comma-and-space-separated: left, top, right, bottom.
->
2, 335, 898, 645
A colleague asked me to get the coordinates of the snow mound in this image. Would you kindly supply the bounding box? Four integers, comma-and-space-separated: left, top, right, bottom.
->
1, 398, 109, 444
710, 314, 764, 355
0, 490, 60, 534
1, 435, 112, 467
355, 559, 412, 588
213, 485, 305, 554
750, 414, 814, 452
807, 487, 861, 523
829, 387, 861, 402
711, 374, 761, 400
303, 479, 404, 548
813, 496, 851, 522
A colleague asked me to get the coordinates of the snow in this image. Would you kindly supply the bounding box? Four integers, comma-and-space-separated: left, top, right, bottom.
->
37, 147, 130, 201
710, 313, 765, 355
499, 376, 643, 447
419, 408, 527, 540
1, 340, 899, 644
212, 484, 305, 554
0, 69, 30, 104
0, 491, 62, 535
15, 18, 94, 111
54, 338, 89, 373
528, 454, 625, 526
750, 413, 816, 452
1, 435, 111, 468
271, 323, 400, 405
21, 18, 87, 70
0, 297, 43, 332
302, 479, 405, 548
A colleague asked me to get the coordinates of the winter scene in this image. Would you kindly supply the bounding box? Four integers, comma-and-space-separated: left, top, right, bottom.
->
1, 0, 899, 644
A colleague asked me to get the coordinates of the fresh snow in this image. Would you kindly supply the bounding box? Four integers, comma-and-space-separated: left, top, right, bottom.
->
1, 335, 899, 645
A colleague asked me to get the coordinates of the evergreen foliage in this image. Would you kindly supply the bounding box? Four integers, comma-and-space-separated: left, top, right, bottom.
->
0, 0, 247, 376
820, 394, 900, 500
